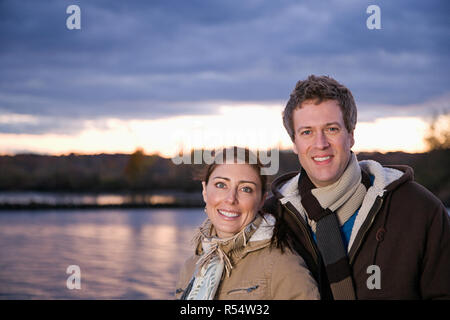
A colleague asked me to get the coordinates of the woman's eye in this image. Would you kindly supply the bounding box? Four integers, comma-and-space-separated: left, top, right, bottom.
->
241, 186, 253, 193
215, 182, 226, 189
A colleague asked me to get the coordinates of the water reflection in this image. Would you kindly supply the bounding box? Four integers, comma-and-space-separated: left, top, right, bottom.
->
0, 208, 204, 299
0, 191, 201, 206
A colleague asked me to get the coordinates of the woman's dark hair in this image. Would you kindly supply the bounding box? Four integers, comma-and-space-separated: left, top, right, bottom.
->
199, 146, 267, 196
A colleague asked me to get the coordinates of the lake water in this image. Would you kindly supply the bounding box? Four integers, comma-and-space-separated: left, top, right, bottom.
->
0, 208, 205, 299
2, 207, 449, 300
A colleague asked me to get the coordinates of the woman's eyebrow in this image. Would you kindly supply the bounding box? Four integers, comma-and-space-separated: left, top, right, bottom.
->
212, 176, 230, 181
212, 177, 257, 185
239, 180, 257, 185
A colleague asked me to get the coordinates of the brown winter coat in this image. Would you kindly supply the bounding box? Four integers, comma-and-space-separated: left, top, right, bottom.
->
265, 162, 450, 300
175, 224, 320, 300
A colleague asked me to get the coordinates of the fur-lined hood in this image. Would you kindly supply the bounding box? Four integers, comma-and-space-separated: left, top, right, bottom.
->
270, 160, 412, 251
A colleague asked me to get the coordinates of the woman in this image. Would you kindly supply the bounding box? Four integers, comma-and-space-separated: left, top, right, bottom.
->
175, 147, 319, 300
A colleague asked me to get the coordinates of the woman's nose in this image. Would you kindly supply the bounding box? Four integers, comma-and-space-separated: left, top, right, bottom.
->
225, 188, 238, 204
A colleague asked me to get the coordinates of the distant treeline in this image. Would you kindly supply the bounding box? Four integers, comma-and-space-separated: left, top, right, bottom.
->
0, 149, 449, 206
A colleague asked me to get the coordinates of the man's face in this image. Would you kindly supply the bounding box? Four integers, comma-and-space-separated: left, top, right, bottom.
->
292, 99, 354, 187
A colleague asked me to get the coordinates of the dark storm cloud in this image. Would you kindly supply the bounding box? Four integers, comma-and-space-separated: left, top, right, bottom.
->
0, 0, 448, 134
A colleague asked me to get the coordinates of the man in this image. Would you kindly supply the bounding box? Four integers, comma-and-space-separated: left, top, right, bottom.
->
264, 75, 450, 299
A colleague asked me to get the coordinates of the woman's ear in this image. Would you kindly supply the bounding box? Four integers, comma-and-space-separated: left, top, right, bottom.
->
202, 181, 207, 203
258, 192, 268, 210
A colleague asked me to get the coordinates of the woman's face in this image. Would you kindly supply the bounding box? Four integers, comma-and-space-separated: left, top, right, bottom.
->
202, 163, 266, 238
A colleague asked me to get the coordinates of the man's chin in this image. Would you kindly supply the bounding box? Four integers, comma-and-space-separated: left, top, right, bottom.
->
309, 172, 339, 188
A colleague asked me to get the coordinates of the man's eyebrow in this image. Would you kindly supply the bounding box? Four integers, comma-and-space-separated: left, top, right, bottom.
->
212, 176, 257, 185
296, 122, 342, 131
326, 122, 342, 127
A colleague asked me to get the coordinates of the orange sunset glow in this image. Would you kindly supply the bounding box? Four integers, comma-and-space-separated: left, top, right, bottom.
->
0, 104, 434, 157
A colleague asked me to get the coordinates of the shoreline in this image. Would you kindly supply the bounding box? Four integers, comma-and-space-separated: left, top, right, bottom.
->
0, 202, 204, 211
0, 191, 204, 210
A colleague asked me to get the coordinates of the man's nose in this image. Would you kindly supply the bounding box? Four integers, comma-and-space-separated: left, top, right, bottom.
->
313, 131, 330, 149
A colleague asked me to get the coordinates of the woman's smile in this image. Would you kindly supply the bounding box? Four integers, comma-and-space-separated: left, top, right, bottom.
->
217, 209, 241, 219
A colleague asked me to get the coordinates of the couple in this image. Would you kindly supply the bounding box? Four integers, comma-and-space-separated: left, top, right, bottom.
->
175, 75, 450, 300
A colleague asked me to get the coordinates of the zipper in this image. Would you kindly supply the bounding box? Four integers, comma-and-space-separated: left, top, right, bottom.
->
349, 197, 384, 265
284, 203, 320, 265
227, 285, 259, 295
178, 276, 195, 300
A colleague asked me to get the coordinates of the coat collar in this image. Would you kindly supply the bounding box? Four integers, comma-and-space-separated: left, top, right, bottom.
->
194, 214, 275, 267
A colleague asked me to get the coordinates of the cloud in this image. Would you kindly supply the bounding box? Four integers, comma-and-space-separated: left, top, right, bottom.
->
0, 110, 87, 134
357, 93, 450, 122
0, 0, 448, 132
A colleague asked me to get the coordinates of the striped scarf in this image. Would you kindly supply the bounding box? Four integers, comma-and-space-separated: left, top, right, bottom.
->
299, 152, 371, 300
300, 153, 368, 233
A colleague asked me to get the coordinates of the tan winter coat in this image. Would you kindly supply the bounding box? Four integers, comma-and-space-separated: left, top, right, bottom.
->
175, 217, 320, 300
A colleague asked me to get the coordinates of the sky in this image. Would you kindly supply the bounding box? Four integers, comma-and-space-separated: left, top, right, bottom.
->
0, 0, 449, 156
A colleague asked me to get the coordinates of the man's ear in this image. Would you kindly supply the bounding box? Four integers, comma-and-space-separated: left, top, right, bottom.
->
292, 139, 299, 155
202, 181, 207, 203
349, 130, 355, 148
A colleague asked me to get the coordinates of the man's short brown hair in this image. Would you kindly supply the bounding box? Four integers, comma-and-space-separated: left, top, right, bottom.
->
283, 75, 357, 141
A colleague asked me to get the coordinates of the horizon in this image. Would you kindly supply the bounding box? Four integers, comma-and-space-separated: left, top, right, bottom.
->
0, 112, 440, 157
0, 140, 437, 158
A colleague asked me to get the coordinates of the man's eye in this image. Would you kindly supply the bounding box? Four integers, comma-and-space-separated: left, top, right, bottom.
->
215, 182, 226, 188
241, 186, 253, 193
327, 127, 339, 133
300, 130, 312, 135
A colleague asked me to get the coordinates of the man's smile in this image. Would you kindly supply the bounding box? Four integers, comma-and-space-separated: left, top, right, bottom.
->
312, 155, 333, 165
